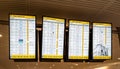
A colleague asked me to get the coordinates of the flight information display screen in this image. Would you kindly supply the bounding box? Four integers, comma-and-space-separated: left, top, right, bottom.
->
68, 20, 89, 59
93, 23, 112, 59
10, 15, 36, 59
42, 17, 65, 59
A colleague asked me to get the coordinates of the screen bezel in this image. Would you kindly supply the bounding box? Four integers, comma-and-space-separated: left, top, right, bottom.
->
9, 14, 37, 60
66, 19, 90, 61
40, 16, 66, 61
92, 22, 112, 60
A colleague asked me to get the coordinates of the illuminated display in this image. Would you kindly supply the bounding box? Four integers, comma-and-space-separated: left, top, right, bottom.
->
10, 15, 36, 59
68, 20, 89, 59
93, 23, 112, 59
42, 17, 65, 59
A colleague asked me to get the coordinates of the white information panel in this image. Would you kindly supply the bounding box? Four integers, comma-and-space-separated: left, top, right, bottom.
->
68, 20, 89, 59
93, 23, 111, 59
10, 15, 36, 59
42, 17, 65, 59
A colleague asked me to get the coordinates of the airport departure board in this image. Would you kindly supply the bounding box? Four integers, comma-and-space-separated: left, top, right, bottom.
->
68, 20, 89, 59
10, 15, 36, 59
42, 17, 65, 59
93, 23, 112, 59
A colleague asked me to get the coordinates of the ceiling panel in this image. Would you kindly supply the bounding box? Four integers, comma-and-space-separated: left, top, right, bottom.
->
34, 0, 109, 9
106, 0, 120, 15
0, 0, 120, 25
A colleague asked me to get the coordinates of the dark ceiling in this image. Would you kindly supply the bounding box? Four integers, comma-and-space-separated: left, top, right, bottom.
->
0, 0, 120, 27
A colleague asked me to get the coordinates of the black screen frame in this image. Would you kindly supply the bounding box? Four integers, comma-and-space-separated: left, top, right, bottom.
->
9, 14, 37, 60
40, 16, 66, 62
65, 19, 90, 62
92, 22, 112, 60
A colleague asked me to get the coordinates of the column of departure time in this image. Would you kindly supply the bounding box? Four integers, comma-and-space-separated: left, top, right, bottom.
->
57, 23, 64, 55
18, 19, 26, 55
93, 26, 100, 55
83, 24, 89, 56
42, 21, 49, 55
69, 24, 74, 56
46, 22, 50, 55
10, 19, 14, 55
93, 26, 102, 56
101, 27, 106, 46
75, 24, 82, 56
93, 26, 100, 50
93, 26, 97, 53
69, 24, 76, 56
10, 19, 18, 55
106, 26, 111, 56
46, 21, 50, 55
42, 22, 45, 55
93, 26, 105, 48
42, 21, 47, 55
13, 19, 21, 55
42, 21, 57, 56
28, 19, 35, 55
49, 22, 57, 55
69, 24, 82, 57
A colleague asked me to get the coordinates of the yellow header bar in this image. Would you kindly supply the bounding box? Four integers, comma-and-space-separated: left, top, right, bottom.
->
69, 56, 88, 59
93, 23, 111, 26
42, 55, 63, 59
11, 54, 35, 59
94, 56, 111, 59
43, 17, 64, 23
70, 20, 89, 25
10, 14, 35, 19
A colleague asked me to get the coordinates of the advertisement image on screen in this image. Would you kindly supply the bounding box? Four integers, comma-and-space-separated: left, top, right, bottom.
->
68, 20, 89, 59
93, 23, 112, 59
42, 17, 65, 59
10, 15, 36, 59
